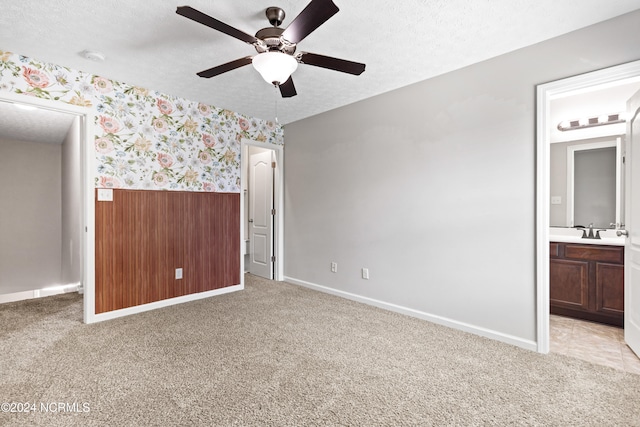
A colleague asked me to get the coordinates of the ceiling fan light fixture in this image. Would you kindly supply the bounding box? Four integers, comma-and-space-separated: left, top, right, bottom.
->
177, 2, 365, 97
252, 52, 298, 85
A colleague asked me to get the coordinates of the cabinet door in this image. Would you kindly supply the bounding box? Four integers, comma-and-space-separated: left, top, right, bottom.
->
595, 262, 625, 316
550, 259, 589, 310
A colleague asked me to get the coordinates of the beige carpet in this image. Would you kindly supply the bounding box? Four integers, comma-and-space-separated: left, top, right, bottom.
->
1, 274, 639, 426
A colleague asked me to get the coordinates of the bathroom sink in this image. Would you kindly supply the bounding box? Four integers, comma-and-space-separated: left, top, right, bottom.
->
596, 229, 626, 245
549, 227, 625, 246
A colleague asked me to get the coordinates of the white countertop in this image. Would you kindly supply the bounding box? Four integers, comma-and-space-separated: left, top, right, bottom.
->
549, 228, 625, 246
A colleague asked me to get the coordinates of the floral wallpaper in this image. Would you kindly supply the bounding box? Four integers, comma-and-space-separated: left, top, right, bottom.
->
0, 50, 284, 193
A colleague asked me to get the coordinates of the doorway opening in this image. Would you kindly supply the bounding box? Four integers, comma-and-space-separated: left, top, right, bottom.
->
0, 91, 94, 323
536, 60, 640, 361
241, 139, 284, 282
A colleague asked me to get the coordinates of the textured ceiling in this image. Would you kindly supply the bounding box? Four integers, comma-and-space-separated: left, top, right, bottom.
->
1, 0, 640, 127
0, 101, 77, 145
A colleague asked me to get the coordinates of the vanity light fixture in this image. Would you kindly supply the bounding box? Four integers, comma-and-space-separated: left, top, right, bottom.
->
558, 113, 626, 131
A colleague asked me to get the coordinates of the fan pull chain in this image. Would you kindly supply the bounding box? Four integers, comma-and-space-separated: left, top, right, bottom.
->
274, 84, 279, 124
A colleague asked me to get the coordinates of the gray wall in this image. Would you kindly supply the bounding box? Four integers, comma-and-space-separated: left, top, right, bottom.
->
283, 10, 640, 347
0, 138, 62, 294
61, 117, 82, 285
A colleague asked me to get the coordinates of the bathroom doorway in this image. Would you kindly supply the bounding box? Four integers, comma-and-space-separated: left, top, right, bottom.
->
241, 139, 284, 281
536, 60, 640, 371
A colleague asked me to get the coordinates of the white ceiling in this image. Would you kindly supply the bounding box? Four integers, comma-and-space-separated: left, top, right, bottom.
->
2, 0, 640, 127
0, 101, 77, 145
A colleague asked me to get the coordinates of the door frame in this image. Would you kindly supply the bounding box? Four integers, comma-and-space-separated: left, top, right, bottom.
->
0, 90, 95, 323
240, 138, 284, 282
536, 60, 640, 353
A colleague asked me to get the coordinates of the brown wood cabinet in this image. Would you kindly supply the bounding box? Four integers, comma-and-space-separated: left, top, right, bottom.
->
550, 242, 624, 327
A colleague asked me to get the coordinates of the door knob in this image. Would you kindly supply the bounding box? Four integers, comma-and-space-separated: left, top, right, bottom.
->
248, 219, 254, 223
616, 229, 629, 237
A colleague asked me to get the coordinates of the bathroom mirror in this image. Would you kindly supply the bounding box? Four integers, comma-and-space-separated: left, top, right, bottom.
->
550, 136, 624, 229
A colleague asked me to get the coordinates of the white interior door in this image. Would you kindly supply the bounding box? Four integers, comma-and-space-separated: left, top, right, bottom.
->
625, 88, 640, 357
249, 149, 273, 279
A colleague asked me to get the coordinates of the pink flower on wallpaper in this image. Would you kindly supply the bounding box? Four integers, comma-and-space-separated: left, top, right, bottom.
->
22, 66, 50, 88
202, 133, 216, 148
197, 103, 210, 116
153, 171, 169, 187
99, 176, 121, 188
93, 76, 113, 93
238, 118, 250, 131
99, 116, 121, 134
202, 182, 215, 192
95, 137, 114, 154
198, 150, 212, 164
157, 153, 174, 168
157, 98, 174, 115
152, 117, 168, 133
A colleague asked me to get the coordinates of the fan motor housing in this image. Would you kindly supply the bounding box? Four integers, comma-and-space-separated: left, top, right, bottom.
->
255, 27, 296, 54
265, 7, 285, 26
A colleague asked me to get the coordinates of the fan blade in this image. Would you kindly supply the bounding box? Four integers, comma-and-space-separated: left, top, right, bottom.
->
278, 77, 297, 98
197, 56, 253, 78
281, 0, 339, 44
176, 6, 258, 45
298, 52, 365, 75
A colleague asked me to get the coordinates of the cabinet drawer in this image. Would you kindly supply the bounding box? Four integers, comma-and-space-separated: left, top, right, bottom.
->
564, 245, 623, 264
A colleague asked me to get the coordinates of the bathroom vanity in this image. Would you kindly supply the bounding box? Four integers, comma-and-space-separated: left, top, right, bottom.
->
549, 229, 624, 326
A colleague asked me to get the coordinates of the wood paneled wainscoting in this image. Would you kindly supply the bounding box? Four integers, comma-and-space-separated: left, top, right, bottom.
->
95, 189, 240, 314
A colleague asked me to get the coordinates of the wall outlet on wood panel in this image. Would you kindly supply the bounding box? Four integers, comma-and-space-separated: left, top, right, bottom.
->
97, 188, 113, 201
175, 268, 183, 280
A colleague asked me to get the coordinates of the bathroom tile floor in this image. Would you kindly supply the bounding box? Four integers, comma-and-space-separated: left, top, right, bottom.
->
550, 314, 640, 375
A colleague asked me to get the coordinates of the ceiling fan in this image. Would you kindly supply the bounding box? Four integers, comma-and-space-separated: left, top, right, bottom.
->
176, 0, 366, 98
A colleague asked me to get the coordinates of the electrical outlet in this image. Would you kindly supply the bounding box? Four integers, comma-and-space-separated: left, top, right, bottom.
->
331, 262, 338, 273
362, 268, 369, 279
97, 188, 113, 201
175, 268, 183, 280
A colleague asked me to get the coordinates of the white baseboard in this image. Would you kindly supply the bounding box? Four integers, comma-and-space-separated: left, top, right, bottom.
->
284, 276, 537, 352
86, 284, 244, 323
0, 284, 82, 304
